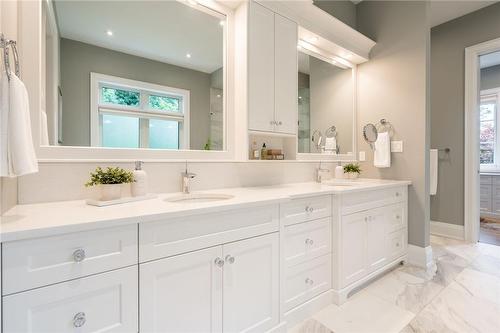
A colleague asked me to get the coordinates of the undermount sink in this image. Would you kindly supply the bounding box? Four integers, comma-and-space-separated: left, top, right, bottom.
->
323, 180, 362, 187
165, 193, 235, 203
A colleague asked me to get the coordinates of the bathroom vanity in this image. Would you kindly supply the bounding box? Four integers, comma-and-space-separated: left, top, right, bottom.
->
1, 180, 409, 332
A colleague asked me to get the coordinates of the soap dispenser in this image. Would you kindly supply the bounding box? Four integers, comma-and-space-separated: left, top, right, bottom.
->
335, 162, 344, 179
131, 161, 148, 197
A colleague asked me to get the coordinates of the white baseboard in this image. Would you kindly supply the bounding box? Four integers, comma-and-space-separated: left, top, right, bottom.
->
407, 244, 433, 269
283, 290, 333, 330
430, 220, 464, 240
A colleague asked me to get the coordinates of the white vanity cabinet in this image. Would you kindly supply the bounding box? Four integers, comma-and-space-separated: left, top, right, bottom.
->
139, 205, 280, 333
248, 1, 297, 135
140, 233, 280, 333
334, 187, 408, 303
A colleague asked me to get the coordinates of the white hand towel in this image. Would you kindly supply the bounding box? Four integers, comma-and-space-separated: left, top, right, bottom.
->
324, 136, 337, 153
0, 72, 38, 177
374, 132, 391, 168
430, 149, 438, 195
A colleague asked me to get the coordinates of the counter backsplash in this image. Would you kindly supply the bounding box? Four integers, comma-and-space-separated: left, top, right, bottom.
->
15, 161, 337, 205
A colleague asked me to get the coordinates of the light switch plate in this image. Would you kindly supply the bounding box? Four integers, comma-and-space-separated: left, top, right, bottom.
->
391, 141, 403, 153
359, 151, 366, 161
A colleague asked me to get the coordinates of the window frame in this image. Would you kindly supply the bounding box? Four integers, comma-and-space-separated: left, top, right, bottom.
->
90, 73, 190, 149
480, 87, 500, 171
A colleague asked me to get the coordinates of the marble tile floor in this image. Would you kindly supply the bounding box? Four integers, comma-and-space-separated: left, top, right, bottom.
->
290, 235, 500, 333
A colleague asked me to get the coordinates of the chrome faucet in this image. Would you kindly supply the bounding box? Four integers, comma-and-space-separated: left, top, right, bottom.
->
315, 161, 330, 183
181, 162, 197, 194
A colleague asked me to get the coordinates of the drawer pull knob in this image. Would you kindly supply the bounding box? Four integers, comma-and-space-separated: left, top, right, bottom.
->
277, 121, 283, 125
396, 215, 401, 219
305, 278, 314, 285
73, 312, 86, 328
225, 255, 235, 264
73, 249, 86, 263
305, 238, 314, 245
395, 192, 400, 197
214, 257, 225, 268
305, 206, 314, 213
396, 242, 400, 247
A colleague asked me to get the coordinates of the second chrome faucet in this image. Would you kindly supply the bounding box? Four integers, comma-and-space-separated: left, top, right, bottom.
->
181, 162, 197, 194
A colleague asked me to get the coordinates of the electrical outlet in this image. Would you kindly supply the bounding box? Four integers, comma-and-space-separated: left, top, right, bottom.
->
391, 141, 403, 153
359, 151, 366, 161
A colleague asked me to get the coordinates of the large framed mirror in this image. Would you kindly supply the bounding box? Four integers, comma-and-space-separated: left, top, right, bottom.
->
297, 48, 356, 159
41, 0, 229, 157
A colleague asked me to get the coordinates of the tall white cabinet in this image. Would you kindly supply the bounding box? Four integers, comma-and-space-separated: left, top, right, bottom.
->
248, 1, 297, 135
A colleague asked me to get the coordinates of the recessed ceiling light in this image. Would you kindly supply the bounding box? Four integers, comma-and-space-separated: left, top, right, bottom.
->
186, 53, 192, 58
106, 30, 113, 36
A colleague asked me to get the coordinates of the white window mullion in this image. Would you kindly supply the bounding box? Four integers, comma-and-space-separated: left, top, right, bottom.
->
140, 118, 149, 148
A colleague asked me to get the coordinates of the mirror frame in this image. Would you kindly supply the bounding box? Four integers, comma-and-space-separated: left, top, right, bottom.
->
20, 0, 236, 162
296, 48, 358, 161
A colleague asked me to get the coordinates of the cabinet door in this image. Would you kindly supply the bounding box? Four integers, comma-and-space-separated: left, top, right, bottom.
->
341, 211, 367, 287
223, 233, 279, 333
248, 1, 275, 132
366, 207, 389, 272
3, 266, 138, 333
274, 13, 297, 135
140, 246, 223, 333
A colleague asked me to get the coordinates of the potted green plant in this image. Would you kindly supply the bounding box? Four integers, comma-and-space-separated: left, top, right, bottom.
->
85, 167, 135, 201
343, 163, 361, 179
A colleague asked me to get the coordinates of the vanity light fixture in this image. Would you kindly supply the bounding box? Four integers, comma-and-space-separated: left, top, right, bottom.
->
106, 30, 113, 36
186, 53, 192, 58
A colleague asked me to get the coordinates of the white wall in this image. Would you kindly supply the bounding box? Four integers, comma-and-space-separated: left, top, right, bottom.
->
356, 1, 431, 248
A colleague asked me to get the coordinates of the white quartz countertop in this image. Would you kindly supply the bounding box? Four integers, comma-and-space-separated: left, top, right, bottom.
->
1, 179, 410, 242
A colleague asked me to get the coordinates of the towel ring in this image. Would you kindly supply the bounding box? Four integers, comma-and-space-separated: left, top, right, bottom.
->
324, 126, 337, 138
375, 119, 394, 138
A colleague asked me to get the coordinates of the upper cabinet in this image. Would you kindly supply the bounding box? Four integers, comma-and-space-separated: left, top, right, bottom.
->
248, 2, 298, 135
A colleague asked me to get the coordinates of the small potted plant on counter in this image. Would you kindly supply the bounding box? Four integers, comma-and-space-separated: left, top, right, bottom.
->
85, 166, 135, 201
343, 163, 361, 179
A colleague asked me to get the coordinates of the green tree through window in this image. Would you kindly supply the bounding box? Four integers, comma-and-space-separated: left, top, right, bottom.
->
102, 87, 140, 106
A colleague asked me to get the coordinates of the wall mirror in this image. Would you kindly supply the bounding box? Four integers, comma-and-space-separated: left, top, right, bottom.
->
297, 50, 355, 157
42, 0, 226, 152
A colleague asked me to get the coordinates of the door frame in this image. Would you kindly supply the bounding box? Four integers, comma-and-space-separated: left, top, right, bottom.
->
464, 37, 500, 242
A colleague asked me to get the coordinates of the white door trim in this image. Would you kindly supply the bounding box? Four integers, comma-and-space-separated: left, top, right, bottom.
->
464, 37, 500, 243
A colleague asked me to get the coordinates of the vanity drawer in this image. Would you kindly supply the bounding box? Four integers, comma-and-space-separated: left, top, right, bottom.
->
3, 266, 138, 333
284, 254, 331, 312
139, 204, 279, 262
284, 218, 331, 267
2, 225, 137, 295
387, 229, 407, 260
281, 195, 332, 226
341, 186, 406, 215
385, 203, 407, 233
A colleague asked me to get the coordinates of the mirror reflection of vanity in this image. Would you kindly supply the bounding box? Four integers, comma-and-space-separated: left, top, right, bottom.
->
42, 0, 226, 151
297, 51, 354, 156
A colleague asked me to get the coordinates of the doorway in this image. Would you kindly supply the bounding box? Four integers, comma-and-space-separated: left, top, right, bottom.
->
465, 38, 500, 245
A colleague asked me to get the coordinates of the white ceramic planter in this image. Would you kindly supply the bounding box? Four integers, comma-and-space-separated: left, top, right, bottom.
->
100, 184, 123, 201
346, 173, 359, 180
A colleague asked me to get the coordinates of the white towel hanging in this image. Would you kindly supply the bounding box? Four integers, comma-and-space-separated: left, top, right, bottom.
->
374, 132, 391, 168
0, 71, 38, 177
430, 149, 438, 195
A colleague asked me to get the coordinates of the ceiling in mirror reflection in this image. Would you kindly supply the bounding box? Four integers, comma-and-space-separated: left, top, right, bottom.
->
54, 1, 224, 73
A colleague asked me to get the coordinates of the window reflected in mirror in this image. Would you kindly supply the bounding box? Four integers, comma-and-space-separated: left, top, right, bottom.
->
42, 0, 225, 151
297, 51, 353, 155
